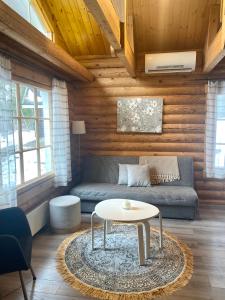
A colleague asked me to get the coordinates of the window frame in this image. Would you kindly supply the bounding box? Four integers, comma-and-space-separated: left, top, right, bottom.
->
2, 0, 53, 40
215, 118, 225, 169
214, 94, 225, 170
30, 0, 54, 40
13, 81, 53, 187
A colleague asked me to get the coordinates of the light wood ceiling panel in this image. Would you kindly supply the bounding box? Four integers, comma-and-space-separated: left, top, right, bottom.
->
132, 0, 218, 53
37, 0, 111, 56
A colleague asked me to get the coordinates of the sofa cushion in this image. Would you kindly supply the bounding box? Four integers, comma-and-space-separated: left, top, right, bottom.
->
127, 164, 151, 187
70, 183, 198, 207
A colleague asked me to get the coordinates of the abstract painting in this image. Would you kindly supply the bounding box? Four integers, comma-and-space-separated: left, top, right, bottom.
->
117, 98, 163, 133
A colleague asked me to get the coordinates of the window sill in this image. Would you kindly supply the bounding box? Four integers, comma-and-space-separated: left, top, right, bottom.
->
17, 173, 55, 195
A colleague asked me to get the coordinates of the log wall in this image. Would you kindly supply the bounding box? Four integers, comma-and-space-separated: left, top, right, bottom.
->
71, 57, 225, 205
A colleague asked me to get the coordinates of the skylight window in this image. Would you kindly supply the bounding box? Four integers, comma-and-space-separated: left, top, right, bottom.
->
3, 0, 52, 39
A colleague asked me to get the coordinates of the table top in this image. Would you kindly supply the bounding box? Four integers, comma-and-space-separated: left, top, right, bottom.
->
95, 199, 159, 222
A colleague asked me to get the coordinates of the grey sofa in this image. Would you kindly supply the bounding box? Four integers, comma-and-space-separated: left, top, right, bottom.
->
70, 156, 199, 219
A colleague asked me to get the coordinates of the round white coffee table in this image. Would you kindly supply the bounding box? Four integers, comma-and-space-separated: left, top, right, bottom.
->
91, 199, 163, 265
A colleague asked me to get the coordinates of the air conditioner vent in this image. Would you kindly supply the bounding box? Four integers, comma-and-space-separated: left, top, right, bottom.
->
157, 65, 184, 69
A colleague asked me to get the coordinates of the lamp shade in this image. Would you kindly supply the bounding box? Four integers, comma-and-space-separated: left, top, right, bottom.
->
72, 121, 86, 134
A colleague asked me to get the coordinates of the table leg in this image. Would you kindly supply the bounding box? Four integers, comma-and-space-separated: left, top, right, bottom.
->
142, 221, 150, 259
137, 223, 145, 266
159, 211, 163, 249
103, 219, 107, 250
106, 220, 113, 233
91, 211, 96, 250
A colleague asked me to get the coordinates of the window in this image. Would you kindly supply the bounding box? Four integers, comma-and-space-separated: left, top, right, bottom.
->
215, 95, 225, 169
2, 0, 52, 39
12, 83, 52, 186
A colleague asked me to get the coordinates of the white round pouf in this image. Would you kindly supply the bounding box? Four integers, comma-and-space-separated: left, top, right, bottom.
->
49, 195, 81, 233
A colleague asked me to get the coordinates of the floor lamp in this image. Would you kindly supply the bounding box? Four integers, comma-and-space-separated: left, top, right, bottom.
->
72, 121, 86, 167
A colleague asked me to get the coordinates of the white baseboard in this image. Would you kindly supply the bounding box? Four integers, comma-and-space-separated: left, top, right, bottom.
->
26, 201, 49, 236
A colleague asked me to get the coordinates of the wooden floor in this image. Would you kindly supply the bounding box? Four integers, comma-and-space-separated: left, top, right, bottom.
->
1, 205, 225, 300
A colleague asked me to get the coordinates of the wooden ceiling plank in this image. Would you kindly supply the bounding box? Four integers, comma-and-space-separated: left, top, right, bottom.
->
76, 0, 107, 55
48, 0, 83, 56
34, 0, 69, 52
89, 13, 111, 54
0, 1, 94, 82
204, 0, 225, 72
73, 0, 96, 54
66, 0, 91, 55
57, 0, 86, 56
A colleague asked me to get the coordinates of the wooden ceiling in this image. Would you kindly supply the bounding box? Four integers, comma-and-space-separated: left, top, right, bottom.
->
36, 0, 219, 57
37, 0, 111, 56
132, 0, 218, 53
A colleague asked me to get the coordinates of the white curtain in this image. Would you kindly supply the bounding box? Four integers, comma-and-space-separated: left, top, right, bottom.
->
0, 54, 17, 208
52, 78, 72, 187
205, 81, 225, 179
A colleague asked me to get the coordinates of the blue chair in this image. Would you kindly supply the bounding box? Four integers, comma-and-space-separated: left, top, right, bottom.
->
0, 207, 36, 300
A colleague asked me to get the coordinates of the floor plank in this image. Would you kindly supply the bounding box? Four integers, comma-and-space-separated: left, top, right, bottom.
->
1, 205, 225, 300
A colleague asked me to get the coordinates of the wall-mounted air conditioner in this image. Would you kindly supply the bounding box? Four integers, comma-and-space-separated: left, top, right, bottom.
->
145, 51, 196, 74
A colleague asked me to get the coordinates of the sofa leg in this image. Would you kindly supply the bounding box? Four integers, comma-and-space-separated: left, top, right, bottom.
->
19, 271, 28, 300
30, 265, 36, 280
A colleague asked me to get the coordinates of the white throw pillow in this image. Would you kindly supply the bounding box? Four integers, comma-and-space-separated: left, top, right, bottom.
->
118, 164, 128, 185
127, 164, 151, 187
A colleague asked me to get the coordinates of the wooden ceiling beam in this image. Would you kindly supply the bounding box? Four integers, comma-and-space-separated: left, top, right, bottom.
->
83, 0, 121, 50
84, 0, 135, 77
0, 1, 94, 82
204, 1, 225, 73
117, 11, 135, 77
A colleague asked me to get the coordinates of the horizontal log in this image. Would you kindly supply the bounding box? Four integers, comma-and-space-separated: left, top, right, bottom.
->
164, 114, 205, 124
77, 86, 206, 97
74, 95, 206, 106
82, 142, 204, 152
198, 199, 225, 205
76, 57, 124, 69
74, 105, 205, 115
74, 114, 205, 125
198, 190, 225, 200
162, 124, 205, 133
74, 122, 205, 133
164, 105, 205, 114
83, 133, 204, 143
90, 68, 130, 78
82, 126, 205, 134
77, 76, 207, 88
81, 150, 204, 160
196, 180, 225, 191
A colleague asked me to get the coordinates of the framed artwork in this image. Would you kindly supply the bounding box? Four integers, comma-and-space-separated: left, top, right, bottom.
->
117, 98, 163, 133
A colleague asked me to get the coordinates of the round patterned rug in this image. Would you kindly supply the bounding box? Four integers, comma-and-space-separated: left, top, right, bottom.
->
56, 224, 193, 300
